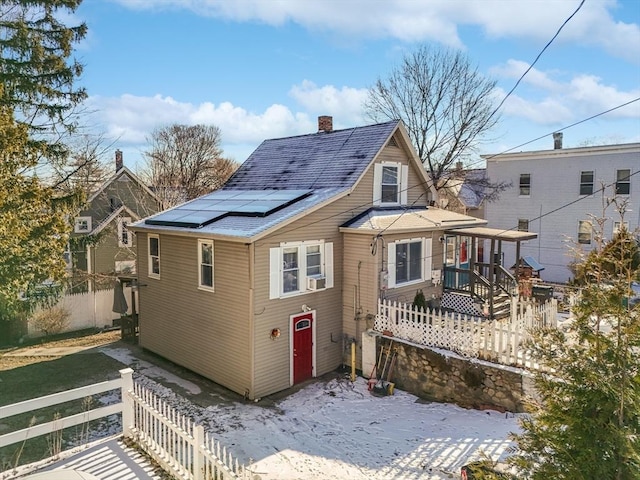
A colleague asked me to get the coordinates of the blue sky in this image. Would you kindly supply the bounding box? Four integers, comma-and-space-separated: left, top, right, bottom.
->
74, 0, 640, 170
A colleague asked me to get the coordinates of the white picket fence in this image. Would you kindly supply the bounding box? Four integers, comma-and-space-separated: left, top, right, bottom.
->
375, 298, 558, 369
28, 288, 134, 337
129, 381, 252, 480
0, 369, 251, 480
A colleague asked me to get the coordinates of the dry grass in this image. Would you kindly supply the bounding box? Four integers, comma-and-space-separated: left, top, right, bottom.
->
0, 330, 128, 469
0, 329, 120, 371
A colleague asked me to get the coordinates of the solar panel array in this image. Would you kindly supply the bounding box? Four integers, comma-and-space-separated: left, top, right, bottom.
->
145, 189, 312, 228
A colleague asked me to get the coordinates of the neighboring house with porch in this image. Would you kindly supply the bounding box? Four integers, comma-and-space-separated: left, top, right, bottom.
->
484, 136, 639, 284
70, 151, 162, 290
130, 117, 535, 400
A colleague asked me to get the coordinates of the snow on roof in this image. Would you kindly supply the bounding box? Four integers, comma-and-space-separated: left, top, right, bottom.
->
340, 207, 487, 234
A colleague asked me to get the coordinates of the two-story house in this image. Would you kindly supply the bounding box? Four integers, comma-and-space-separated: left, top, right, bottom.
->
483, 135, 639, 284
70, 151, 162, 290
130, 117, 535, 400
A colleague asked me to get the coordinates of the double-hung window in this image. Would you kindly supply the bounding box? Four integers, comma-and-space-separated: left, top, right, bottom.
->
282, 246, 300, 294
616, 169, 630, 195
613, 221, 629, 236
198, 240, 214, 290
270, 241, 334, 298
387, 237, 432, 288
518, 219, 529, 232
118, 217, 132, 247
519, 174, 531, 196
373, 162, 408, 206
579, 171, 594, 195
578, 220, 592, 245
148, 234, 160, 278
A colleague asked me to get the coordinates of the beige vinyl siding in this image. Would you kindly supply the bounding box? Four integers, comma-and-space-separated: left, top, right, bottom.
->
382, 231, 443, 303
375, 144, 429, 206
342, 233, 379, 370
138, 233, 252, 397
251, 144, 430, 396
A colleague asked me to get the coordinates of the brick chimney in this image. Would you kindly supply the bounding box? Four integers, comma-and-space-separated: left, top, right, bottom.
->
553, 132, 563, 150
115, 149, 123, 171
318, 115, 333, 133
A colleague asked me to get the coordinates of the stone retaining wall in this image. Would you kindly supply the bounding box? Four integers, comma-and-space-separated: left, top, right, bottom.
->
380, 337, 535, 413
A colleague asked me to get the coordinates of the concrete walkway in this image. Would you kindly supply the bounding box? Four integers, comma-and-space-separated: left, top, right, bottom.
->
6, 437, 163, 480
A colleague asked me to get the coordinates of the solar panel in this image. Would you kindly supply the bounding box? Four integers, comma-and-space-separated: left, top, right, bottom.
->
145, 189, 312, 228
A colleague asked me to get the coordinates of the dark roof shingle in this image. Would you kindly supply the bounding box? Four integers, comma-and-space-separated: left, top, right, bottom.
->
224, 120, 400, 190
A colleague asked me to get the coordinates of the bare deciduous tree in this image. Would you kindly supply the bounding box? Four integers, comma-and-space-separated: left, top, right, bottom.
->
52, 133, 113, 196
141, 124, 238, 208
365, 45, 506, 204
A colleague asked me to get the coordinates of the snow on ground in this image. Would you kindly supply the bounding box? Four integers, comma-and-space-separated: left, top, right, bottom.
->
126, 371, 521, 480
101, 346, 202, 395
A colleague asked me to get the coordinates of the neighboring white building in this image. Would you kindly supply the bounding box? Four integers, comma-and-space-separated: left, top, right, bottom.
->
483, 137, 639, 284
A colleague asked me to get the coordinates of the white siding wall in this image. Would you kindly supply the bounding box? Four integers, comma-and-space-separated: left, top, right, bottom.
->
485, 145, 639, 283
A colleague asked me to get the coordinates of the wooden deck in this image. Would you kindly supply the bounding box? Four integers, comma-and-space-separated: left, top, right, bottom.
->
8, 436, 163, 480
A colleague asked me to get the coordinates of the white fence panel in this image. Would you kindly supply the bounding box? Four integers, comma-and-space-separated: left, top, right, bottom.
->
376, 298, 558, 370
28, 287, 133, 337
127, 382, 252, 480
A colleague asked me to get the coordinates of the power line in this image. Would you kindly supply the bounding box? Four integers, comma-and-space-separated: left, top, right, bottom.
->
489, 0, 585, 121
479, 97, 640, 164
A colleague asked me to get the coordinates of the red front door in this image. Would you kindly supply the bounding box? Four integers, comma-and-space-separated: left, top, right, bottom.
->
292, 312, 313, 384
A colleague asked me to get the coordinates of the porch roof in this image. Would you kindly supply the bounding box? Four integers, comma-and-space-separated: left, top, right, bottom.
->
340, 207, 486, 234
444, 226, 537, 242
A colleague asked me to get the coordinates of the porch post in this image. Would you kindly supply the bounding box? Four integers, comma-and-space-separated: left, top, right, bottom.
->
469, 236, 476, 297
489, 238, 496, 319
515, 241, 521, 295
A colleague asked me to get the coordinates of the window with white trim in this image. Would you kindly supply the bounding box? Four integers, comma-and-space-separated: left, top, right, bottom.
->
579, 171, 594, 195
198, 239, 214, 290
373, 162, 408, 206
387, 237, 432, 288
118, 217, 132, 247
269, 241, 334, 298
613, 221, 629, 236
74, 216, 92, 233
578, 220, 592, 245
148, 234, 160, 278
616, 169, 630, 195
519, 174, 531, 196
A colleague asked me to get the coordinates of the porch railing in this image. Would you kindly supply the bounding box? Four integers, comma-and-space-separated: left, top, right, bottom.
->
375, 298, 558, 369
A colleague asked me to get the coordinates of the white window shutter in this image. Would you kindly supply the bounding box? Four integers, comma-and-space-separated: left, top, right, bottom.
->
269, 247, 281, 299
400, 165, 409, 205
387, 241, 396, 288
373, 163, 382, 206
324, 242, 334, 288
423, 238, 432, 281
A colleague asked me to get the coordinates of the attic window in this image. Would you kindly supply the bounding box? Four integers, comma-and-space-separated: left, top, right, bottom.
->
373, 162, 408, 206
387, 136, 399, 148
74, 216, 92, 233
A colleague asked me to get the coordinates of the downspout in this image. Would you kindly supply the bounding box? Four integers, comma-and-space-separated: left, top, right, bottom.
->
249, 243, 255, 400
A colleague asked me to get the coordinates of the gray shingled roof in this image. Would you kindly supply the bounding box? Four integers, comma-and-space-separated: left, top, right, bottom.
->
224, 120, 400, 190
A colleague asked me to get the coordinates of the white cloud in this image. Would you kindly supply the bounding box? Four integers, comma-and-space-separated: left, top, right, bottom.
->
111, 0, 640, 62
491, 62, 640, 126
289, 80, 369, 126
489, 60, 562, 92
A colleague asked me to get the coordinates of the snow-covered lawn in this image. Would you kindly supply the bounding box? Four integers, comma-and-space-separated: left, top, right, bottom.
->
103, 347, 521, 480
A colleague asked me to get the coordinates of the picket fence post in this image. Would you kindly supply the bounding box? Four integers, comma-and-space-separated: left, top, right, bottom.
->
193, 424, 204, 480
120, 368, 134, 438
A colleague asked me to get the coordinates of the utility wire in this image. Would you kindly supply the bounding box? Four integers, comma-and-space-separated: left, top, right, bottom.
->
488, 0, 585, 121
262, 96, 640, 245
478, 97, 640, 165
